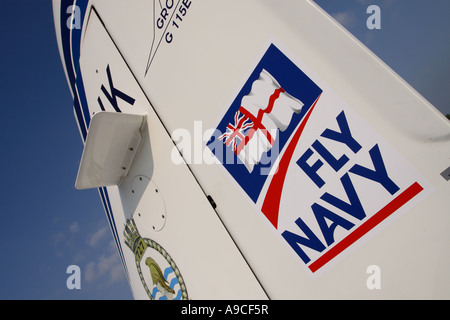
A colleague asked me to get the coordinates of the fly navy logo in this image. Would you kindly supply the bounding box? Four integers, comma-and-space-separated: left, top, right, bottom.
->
124, 219, 188, 300
207, 42, 429, 275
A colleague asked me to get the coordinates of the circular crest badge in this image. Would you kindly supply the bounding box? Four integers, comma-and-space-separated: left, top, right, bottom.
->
124, 218, 188, 300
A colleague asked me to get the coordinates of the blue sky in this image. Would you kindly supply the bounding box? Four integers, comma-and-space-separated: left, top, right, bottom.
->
0, 0, 132, 299
0, 1, 448, 300
314, 0, 450, 116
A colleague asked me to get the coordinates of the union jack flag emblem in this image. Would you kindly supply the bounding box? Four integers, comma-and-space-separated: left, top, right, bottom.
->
207, 43, 322, 202
218, 110, 254, 153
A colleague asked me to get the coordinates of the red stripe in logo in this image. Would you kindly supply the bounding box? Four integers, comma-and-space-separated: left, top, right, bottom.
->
261, 94, 321, 229
308, 182, 423, 273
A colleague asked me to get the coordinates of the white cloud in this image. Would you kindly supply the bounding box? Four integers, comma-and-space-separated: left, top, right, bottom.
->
87, 226, 108, 247
97, 252, 119, 275
332, 11, 356, 29
84, 261, 97, 283
51, 221, 80, 249
83, 241, 125, 285
69, 221, 80, 234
